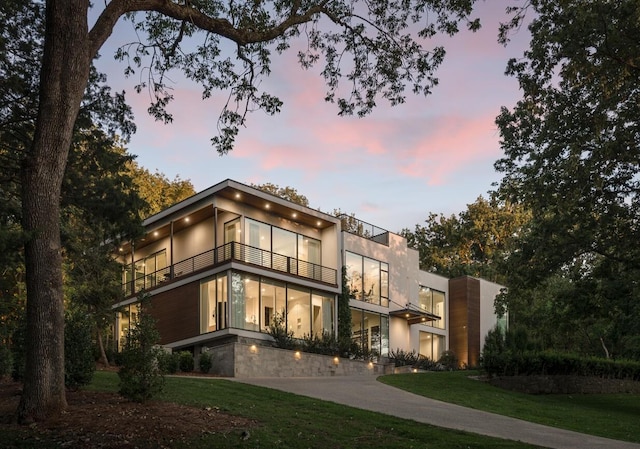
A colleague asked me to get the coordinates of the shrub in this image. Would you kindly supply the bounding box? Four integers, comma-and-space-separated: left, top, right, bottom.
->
158, 351, 180, 374
414, 355, 438, 371
118, 296, 164, 402
388, 348, 419, 367
64, 309, 96, 390
178, 351, 194, 372
437, 350, 459, 371
303, 332, 340, 356
267, 312, 297, 350
199, 351, 212, 373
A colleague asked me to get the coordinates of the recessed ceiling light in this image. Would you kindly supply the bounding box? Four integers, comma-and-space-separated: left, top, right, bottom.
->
292, 213, 297, 218
153, 231, 158, 236
185, 217, 190, 222
265, 204, 270, 209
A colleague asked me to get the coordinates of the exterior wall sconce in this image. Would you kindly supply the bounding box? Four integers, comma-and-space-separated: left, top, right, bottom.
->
249, 345, 257, 354
412, 368, 418, 373
368, 362, 374, 369
333, 357, 340, 365
294, 351, 301, 360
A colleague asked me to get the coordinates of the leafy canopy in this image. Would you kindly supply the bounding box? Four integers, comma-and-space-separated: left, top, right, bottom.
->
402, 195, 530, 283
100, 0, 481, 153
495, 0, 640, 358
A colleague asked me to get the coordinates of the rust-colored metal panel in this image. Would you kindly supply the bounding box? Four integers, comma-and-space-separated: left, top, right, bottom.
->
448, 276, 480, 367
150, 282, 200, 345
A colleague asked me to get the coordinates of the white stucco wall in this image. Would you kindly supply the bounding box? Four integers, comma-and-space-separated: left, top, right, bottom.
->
479, 279, 505, 351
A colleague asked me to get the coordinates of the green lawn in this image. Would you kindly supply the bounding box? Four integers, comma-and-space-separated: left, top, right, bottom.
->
82, 371, 542, 449
379, 371, 640, 444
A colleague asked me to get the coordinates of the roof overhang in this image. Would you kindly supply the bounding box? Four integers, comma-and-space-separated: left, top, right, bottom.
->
390, 308, 441, 326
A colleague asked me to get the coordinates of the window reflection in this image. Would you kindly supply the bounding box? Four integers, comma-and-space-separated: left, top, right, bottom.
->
418, 286, 446, 329
346, 252, 389, 307
200, 271, 334, 338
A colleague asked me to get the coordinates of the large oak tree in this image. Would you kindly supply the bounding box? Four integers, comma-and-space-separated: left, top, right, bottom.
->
18, 0, 482, 421
495, 1, 640, 358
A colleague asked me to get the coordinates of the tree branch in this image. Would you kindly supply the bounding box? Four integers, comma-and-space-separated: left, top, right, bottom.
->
89, 0, 329, 59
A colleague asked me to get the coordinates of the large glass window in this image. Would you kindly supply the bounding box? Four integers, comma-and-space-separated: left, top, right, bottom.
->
287, 286, 311, 339
297, 235, 321, 279
225, 217, 241, 243
363, 257, 380, 303
346, 252, 363, 300
272, 227, 296, 272
419, 331, 445, 360
124, 249, 167, 293
242, 219, 322, 277
245, 219, 271, 267
346, 252, 389, 306
200, 270, 334, 338
350, 308, 389, 358
261, 279, 286, 331
230, 272, 260, 331
418, 286, 446, 329
200, 274, 228, 333
312, 292, 335, 336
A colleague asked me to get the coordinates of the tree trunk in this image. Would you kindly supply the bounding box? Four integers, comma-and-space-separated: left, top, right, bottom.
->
17, 0, 92, 423
96, 327, 110, 367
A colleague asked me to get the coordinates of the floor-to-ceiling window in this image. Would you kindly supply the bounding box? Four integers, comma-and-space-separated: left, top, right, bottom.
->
200, 274, 228, 333
200, 271, 334, 337
419, 331, 445, 360
350, 308, 389, 358
346, 252, 363, 301
287, 286, 311, 338
298, 235, 321, 278
312, 292, 335, 336
123, 249, 167, 293
272, 227, 296, 273
418, 286, 446, 329
346, 252, 389, 306
261, 279, 286, 331
237, 218, 322, 278
230, 272, 260, 331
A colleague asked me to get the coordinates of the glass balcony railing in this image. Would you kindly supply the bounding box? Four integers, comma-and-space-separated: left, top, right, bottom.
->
337, 214, 389, 246
122, 241, 337, 297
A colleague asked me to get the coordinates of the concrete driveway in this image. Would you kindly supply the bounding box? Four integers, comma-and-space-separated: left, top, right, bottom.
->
231, 376, 640, 449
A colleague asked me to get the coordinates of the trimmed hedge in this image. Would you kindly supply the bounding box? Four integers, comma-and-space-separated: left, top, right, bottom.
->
482, 350, 640, 381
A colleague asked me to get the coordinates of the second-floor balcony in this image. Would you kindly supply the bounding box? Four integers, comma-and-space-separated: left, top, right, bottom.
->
122, 241, 338, 297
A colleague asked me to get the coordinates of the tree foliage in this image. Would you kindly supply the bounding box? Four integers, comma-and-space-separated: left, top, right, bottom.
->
129, 163, 195, 218
251, 182, 310, 207
402, 195, 530, 283
118, 295, 164, 403
64, 309, 96, 390
495, 0, 640, 359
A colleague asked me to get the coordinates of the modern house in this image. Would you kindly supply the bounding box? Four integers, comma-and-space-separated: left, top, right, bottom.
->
113, 179, 505, 372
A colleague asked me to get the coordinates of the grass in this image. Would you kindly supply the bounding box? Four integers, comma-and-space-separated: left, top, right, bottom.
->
379, 371, 640, 444
84, 371, 543, 449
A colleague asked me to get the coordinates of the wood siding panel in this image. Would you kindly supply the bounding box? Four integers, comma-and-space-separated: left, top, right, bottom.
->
150, 282, 200, 345
448, 277, 480, 367
467, 279, 481, 367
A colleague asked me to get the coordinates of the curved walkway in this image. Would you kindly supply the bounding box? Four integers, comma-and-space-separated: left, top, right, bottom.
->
231, 376, 640, 449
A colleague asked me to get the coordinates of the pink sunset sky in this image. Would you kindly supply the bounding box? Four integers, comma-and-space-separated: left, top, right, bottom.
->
93, 2, 531, 233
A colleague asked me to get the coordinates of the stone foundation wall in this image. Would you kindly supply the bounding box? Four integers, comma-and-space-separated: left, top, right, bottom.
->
489, 375, 640, 394
205, 342, 391, 377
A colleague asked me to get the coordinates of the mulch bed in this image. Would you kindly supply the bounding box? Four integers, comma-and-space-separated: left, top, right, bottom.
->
0, 376, 257, 448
